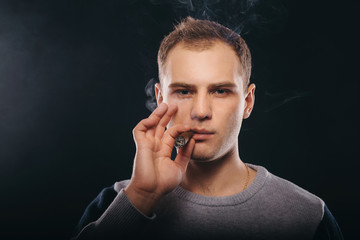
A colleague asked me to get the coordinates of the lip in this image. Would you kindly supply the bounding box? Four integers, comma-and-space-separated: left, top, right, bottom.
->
191, 129, 215, 140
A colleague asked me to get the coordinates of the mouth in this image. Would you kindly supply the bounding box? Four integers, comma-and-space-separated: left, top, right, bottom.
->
191, 129, 215, 141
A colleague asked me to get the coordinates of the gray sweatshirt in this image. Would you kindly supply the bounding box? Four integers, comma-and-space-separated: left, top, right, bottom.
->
74, 164, 343, 240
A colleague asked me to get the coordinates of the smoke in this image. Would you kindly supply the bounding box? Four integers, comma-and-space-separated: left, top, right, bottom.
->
262, 90, 311, 113
149, 0, 285, 35
145, 78, 158, 111
174, 0, 261, 35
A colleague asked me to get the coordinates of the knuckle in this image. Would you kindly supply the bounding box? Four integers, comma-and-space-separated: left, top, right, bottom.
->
132, 119, 146, 134
132, 123, 140, 133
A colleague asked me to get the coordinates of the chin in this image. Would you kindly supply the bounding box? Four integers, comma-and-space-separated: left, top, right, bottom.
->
190, 149, 220, 163
190, 141, 236, 163
191, 155, 212, 162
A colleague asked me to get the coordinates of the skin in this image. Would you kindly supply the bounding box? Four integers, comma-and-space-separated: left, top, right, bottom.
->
125, 41, 256, 215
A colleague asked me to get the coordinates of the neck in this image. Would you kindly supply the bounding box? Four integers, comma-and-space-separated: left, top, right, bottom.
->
181, 145, 249, 196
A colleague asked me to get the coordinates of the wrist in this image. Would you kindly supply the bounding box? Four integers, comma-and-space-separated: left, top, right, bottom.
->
124, 185, 161, 216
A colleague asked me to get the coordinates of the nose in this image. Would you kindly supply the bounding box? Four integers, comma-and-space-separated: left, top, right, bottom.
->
190, 93, 212, 121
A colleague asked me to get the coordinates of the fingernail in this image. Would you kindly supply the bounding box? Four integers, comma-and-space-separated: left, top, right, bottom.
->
157, 103, 167, 111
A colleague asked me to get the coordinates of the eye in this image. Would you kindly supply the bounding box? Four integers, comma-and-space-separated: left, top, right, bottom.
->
213, 88, 230, 95
179, 90, 190, 95
175, 89, 191, 95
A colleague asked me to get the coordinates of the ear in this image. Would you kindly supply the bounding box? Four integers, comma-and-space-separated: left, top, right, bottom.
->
243, 83, 256, 119
155, 83, 163, 106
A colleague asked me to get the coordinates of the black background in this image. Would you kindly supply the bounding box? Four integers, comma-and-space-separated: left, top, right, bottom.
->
0, 0, 359, 239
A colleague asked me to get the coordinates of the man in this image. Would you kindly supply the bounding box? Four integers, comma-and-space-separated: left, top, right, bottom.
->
73, 17, 343, 240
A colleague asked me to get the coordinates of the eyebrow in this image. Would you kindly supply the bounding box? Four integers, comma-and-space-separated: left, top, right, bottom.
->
209, 82, 237, 88
168, 82, 195, 89
168, 81, 237, 89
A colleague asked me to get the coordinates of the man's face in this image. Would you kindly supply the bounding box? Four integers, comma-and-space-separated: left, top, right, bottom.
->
156, 41, 254, 162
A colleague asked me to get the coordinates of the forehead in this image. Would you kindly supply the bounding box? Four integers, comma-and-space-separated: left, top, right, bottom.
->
162, 41, 243, 88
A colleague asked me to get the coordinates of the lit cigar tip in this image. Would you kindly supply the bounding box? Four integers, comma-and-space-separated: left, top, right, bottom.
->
174, 131, 193, 148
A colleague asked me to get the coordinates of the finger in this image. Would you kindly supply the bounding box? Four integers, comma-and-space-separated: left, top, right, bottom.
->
160, 124, 191, 152
154, 104, 178, 139
174, 138, 195, 172
134, 103, 168, 133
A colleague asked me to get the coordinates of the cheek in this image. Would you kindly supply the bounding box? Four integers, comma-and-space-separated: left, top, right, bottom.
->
167, 98, 192, 127
216, 100, 243, 129
216, 97, 243, 116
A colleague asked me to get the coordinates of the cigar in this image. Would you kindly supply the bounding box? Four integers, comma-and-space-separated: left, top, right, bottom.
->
174, 131, 193, 148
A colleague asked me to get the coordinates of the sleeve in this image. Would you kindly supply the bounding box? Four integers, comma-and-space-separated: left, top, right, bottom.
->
72, 185, 156, 240
312, 204, 344, 240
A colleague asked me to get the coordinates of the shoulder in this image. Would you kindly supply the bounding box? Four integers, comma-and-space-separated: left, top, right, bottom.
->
269, 170, 323, 208
250, 164, 324, 211
248, 164, 325, 237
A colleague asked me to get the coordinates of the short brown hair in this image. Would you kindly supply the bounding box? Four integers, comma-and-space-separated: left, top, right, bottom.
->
157, 17, 252, 88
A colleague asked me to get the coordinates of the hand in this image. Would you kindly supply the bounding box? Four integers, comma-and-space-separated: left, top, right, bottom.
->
124, 103, 195, 215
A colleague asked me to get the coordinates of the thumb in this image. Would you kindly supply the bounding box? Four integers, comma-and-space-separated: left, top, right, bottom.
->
174, 138, 195, 172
